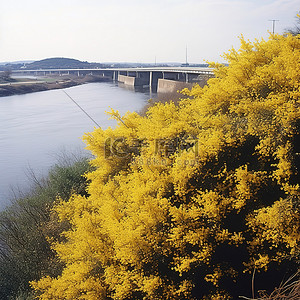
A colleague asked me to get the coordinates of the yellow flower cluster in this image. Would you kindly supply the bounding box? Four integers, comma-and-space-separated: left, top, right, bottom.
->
32, 34, 300, 299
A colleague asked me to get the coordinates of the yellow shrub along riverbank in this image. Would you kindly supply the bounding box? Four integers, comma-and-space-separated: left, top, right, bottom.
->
32, 34, 300, 299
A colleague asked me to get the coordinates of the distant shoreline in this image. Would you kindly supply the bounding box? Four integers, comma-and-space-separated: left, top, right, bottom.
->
0, 75, 111, 97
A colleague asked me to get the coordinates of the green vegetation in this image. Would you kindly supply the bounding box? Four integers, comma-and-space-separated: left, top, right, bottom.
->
23, 58, 103, 70
0, 156, 93, 300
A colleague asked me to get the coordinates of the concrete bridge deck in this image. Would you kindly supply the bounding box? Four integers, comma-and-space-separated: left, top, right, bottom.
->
12, 67, 214, 92
12, 66, 213, 74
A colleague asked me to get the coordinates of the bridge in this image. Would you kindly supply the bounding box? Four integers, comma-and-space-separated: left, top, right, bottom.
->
12, 67, 214, 92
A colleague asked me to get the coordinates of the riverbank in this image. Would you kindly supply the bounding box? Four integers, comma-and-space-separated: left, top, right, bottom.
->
0, 82, 150, 205
0, 75, 111, 97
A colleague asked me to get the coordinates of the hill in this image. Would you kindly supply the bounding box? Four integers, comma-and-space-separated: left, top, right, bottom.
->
23, 57, 103, 69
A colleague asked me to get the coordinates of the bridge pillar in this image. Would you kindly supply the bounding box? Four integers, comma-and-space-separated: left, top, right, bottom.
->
77, 71, 80, 76
113, 71, 116, 81
149, 71, 153, 89
185, 73, 189, 83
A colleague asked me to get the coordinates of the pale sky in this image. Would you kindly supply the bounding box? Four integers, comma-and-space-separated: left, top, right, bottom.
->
0, 0, 299, 64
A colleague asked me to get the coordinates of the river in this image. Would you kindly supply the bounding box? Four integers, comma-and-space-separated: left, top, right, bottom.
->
0, 82, 151, 209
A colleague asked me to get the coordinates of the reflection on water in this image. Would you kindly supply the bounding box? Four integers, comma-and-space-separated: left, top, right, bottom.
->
117, 82, 155, 99
0, 82, 151, 208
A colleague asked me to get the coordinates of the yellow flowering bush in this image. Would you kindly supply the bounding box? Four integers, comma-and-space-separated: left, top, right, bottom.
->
32, 34, 300, 299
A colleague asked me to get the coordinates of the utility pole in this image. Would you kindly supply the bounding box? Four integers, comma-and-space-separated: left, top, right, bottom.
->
269, 19, 279, 34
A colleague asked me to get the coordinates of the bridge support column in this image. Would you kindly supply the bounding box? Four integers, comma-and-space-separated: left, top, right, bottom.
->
149, 71, 153, 89
113, 71, 119, 81
185, 73, 189, 83
77, 71, 80, 76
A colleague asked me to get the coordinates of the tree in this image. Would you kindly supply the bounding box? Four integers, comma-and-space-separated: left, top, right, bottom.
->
32, 34, 300, 299
0, 70, 12, 83
286, 12, 300, 35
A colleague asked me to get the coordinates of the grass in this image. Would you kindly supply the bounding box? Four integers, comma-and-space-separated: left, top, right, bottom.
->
0, 150, 93, 300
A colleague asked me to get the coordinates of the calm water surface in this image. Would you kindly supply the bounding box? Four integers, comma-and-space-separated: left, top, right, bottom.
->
0, 82, 150, 208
